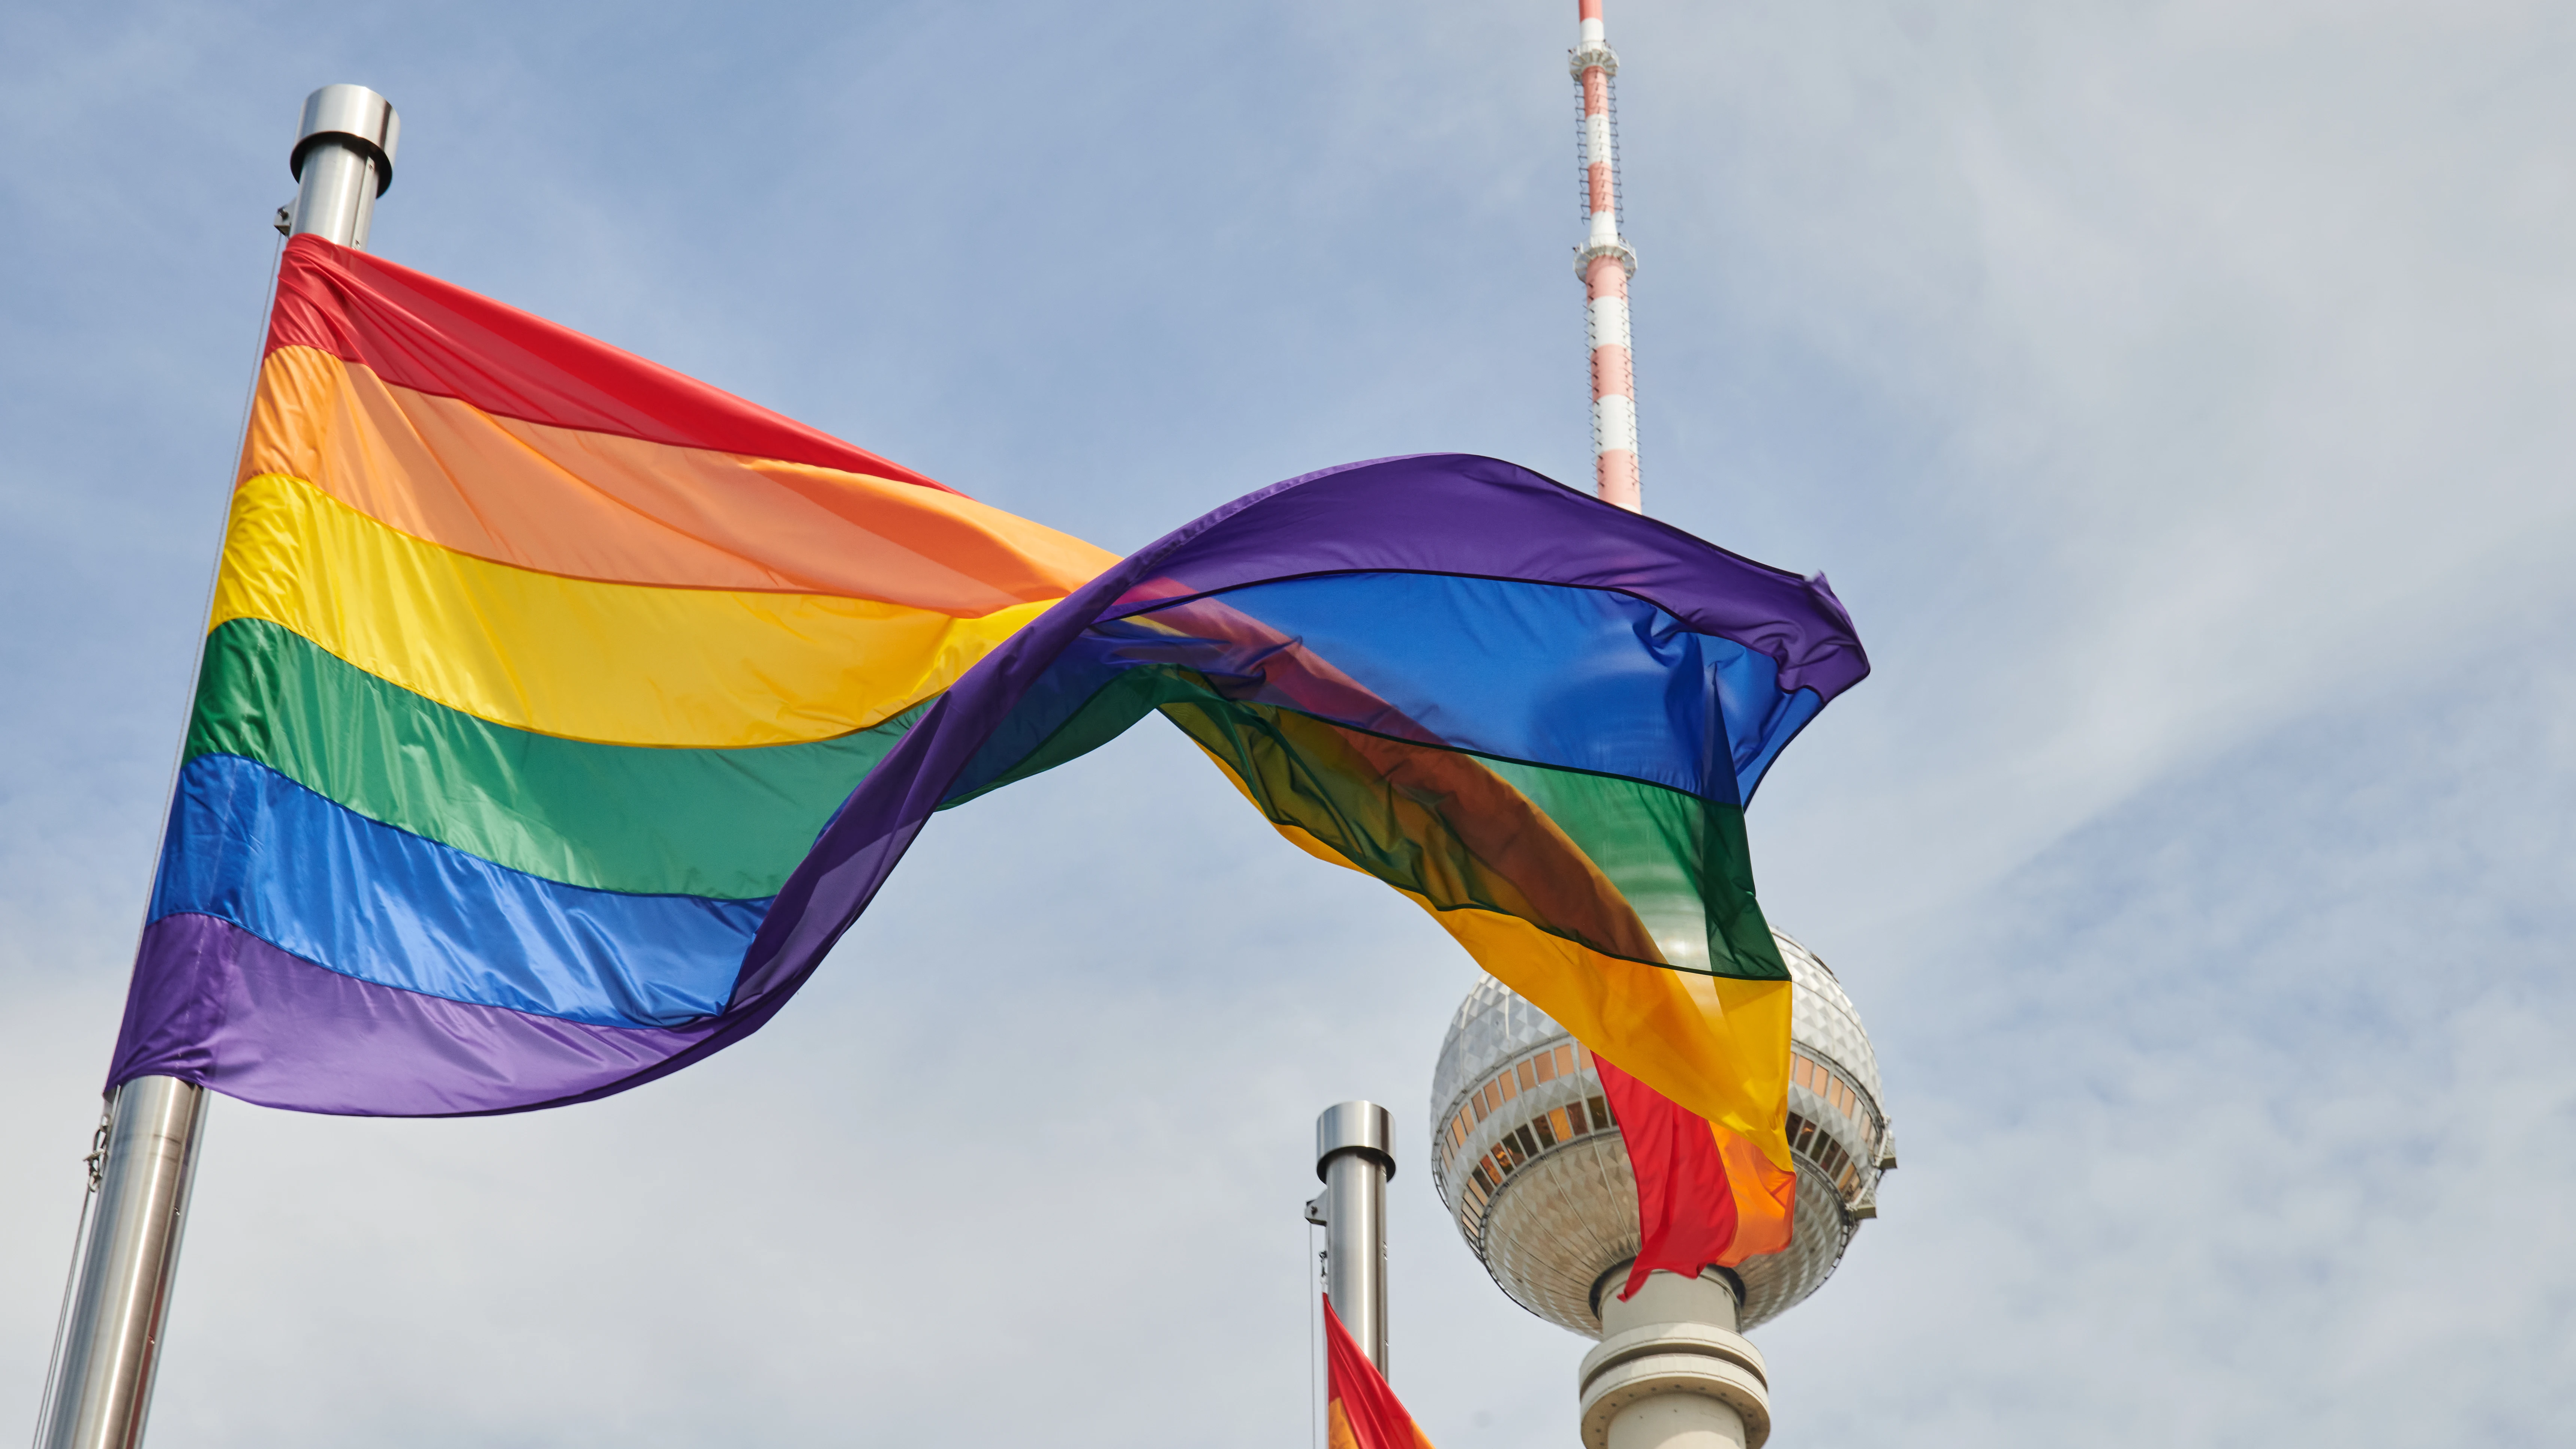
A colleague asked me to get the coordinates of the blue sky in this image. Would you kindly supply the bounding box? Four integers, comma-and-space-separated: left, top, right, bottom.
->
3, 2, 2572, 1445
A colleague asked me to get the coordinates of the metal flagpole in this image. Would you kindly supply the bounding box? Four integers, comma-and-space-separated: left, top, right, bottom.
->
37, 1081, 205, 1449
34, 83, 398, 1449
1305, 1101, 1396, 1374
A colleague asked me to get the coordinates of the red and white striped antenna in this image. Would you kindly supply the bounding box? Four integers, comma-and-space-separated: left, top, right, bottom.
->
1573, 0, 1641, 511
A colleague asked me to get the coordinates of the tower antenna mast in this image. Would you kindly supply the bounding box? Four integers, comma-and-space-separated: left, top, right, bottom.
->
1574, 0, 1641, 511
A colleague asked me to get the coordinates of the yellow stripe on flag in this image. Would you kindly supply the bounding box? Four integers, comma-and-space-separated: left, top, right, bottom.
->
1194, 743, 1793, 1171
210, 471, 1054, 747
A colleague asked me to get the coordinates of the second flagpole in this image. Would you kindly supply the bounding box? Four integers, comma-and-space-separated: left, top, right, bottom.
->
1307, 1101, 1396, 1374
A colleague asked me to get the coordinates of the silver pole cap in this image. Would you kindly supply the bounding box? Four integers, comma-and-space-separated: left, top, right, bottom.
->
292, 84, 399, 193
1314, 1100, 1395, 1182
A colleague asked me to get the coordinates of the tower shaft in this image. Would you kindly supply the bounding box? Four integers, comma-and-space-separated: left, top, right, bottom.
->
1579, 1270, 1771, 1449
1574, 0, 1640, 511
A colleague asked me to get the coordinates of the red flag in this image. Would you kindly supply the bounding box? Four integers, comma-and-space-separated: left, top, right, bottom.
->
1323, 1296, 1437, 1449
1596, 1054, 1797, 1302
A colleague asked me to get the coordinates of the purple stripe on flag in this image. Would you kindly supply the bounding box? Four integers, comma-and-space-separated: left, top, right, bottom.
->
111, 913, 718, 1116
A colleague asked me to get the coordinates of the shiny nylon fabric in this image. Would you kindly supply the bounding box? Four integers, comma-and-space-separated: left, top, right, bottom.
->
112, 238, 1866, 1121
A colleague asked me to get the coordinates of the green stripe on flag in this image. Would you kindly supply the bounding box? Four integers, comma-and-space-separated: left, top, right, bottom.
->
185, 618, 920, 899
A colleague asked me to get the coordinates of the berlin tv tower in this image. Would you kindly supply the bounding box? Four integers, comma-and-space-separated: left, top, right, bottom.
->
1413, 10, 1901, 1449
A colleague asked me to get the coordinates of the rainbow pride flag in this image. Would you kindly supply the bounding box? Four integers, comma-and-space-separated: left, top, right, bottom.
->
109, 237, 1869, 1178
107, 236, 1111, 1114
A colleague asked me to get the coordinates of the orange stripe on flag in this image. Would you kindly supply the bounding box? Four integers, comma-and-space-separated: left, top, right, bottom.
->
1713, 1123, 1796, 1263
240, 344, 1112, 608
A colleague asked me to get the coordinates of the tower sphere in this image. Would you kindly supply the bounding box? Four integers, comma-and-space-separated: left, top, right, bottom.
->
1427, 931, 1893, 1334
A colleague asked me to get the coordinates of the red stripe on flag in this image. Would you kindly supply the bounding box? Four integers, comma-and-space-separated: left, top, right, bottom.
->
263, 235, 952, 489
1597, 1054, 1742, 1301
